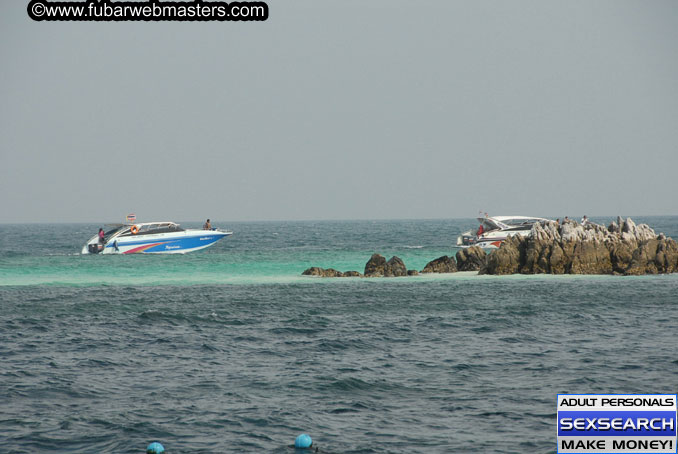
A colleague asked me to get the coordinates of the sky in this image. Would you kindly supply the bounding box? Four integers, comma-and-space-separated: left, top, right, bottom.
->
1, 0, 677, 223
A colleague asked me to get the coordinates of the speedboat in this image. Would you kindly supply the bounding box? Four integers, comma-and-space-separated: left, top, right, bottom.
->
456, 216, 551, 249
82, 222, 232, 254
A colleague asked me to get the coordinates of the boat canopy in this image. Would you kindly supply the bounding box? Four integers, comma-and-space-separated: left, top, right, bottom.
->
476, 216, 550, 232
116, 222, 185, 237
476, 217, 507, 231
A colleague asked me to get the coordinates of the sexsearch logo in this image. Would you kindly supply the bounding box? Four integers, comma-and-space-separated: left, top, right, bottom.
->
557, 394, 677, 453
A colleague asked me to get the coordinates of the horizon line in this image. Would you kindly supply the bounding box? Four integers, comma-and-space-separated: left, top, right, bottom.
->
1, 213, 676, 225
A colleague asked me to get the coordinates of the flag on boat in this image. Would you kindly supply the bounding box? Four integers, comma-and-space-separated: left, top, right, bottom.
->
126, 213, 136, 222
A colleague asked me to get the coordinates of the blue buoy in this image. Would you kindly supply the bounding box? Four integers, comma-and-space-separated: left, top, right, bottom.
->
147, 441, 165, 454
295, 434, 312, 449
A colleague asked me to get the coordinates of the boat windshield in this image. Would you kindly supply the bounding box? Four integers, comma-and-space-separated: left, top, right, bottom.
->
119, 223, 184, 236
480, 218, 503, 231
104, 226, 125, 237
477, 217, 547, 231
500, 217, 543, 226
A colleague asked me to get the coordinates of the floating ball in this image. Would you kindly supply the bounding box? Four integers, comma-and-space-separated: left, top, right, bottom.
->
295, 434, 312, 449
147, 441, 165, 454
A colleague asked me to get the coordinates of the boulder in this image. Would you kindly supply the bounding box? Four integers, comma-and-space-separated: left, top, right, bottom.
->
384, 256, 407, 277
570, 240, 612, 274
548, 242, 567, 274
521, 238, 549, 274
302, 266, 324, 276
609, 242, 635, 274
626, 239, 660, 275
364, 253, 387, 277
302, 267, 344, 277
619, 217, 656, 244
655, 239, 678, 273
481, 236, 524, 275
422, 256, 457, 273
407, 269, 420, 276
611, 237, 677, 275
364, 254, 407, 277
455, 246, 486, 271
341, 270, 363, 277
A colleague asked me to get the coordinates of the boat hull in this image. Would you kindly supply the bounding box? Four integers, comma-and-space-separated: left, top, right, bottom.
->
457, 231, 525, 249
82, 230, 232, 254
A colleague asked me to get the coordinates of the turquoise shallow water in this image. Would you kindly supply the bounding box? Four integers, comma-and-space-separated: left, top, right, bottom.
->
1, 217, 677, 453
2, 219, 478, 286
2, 217, 677, 286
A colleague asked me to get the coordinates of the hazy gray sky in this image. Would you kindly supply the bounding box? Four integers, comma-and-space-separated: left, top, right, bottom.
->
1, 1, 677, 223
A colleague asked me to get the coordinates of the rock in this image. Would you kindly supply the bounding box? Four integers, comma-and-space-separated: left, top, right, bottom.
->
522, 238, 549, 274
626, 239, 660, 275
384, 256, 407, 277
302, 267, 324, 276
616, 236, 677, 275
549, 242, 567, 274
618, 217, 656, 244
305, 219, 677, 277
364, 254, 407, 277
655, 239, 678, 273
455, 246, 486, 271
302, 267, 344, 277
570, 240, 612, 274
422, 256, 457, 273
635, 223, 657, 242
364, 253, 387, 277
560, 221, 580, 242
482, 216, 677, 275
609, 242, 634, 274
325, 268, 345, 277
481, 235, 524, 275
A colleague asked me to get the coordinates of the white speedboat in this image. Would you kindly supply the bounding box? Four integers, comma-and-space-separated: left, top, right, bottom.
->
456, 216, 550, 249
82, 222, 232, 254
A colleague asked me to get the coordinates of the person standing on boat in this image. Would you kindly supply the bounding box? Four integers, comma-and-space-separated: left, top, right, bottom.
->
203, 219, 212, 230
98, 228, 105, 244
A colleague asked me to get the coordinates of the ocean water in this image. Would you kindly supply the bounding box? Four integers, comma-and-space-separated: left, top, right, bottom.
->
1, 217, 677, 453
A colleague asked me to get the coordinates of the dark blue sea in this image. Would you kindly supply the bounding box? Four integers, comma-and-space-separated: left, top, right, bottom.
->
1, 217, 677, 453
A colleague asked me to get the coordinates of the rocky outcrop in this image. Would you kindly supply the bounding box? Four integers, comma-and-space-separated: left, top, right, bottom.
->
304, 253, 461, 277
625, 239, 678, 275
302, 254, 409, 278
364, 254, 408, 277
385, 256, 407, 277
482, 218, 678, 275
609, 241, 635, 274
482, 235, 523, 275
364, 253, 387, 276
455, 246, 486, 271
655, 240, 678, 273
422, 256, 457, 273
301, 267, 364, 277
302, 267, 345, 277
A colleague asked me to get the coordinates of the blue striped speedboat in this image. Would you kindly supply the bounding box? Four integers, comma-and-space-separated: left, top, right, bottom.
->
82, 222, 232, 254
